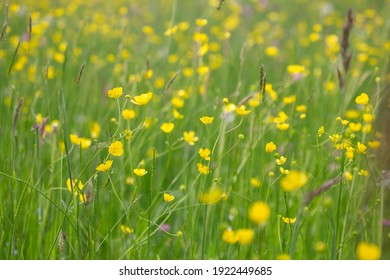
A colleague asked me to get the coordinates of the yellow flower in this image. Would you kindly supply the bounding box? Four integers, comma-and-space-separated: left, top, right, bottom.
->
345, 146, 354, 160
355, 92, 369, 105
349, 122, 362, 132
183, 131, 199, 145
123, 129, 133, 140
69, 134, 92, 149
329, 133, 342, 143
133, 168, 147, 177
222, 229, 238, 244
197, 163, 210, 175
357, 142, 367, 154
276, 123, 290, 131
107, 87, 123, 99
281, 216, 297, 224
276, 156, 287, 165
265, 142, 277, 153
173, 109, 184, 119
66, 178, 84, 194
160, 122, 175, 134
108, 141, 123, 156
200, 187, 224, 204
163, 193, 175, 202
368, 140, 380, 149
315, 241, 326, 253
131, 91, 153, 105
236, 229, 254, 245
122, 109, 136, 120
120, 225, 134, 234
195, 18, 208, 27
344, 171, 353, 181
357, 242, 380, 260
358, 169, 369, 176
236, 105, 251, 116
317, 126, 325, 137
199, 148, 211, 161
276, 254, 291, 260
96, 160, 113, 172
90, 122, 101, 139
280, 170, 308, 192
248, 201, 271, 225
199, 116, 214, 125
250, 177, 261, 188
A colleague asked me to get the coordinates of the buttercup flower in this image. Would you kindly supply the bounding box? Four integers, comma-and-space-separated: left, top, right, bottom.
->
248, 201, 271, 225
356, 242, 380, 260
183, 131, 198, 145
109, 141, 123, 156
133, 168, 148, 176
107, 87, 123, 99
164, 193, 175, 202
160, 122, 175, 133
131, 92, 153, 105
96, 160, 113, 172
199, 116, 214, 125
355, 93, 369, 105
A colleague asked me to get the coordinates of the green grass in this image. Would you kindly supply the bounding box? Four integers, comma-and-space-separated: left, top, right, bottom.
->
0, 0, 389, 260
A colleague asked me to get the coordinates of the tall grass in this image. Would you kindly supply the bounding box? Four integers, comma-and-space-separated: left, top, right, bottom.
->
0, 0, 389, 260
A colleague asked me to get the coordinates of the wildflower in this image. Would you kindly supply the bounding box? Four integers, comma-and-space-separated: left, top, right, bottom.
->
282, 95, 297, 104
133, 168, 147, 177
200, 187, 224, 204
344, 171, 353, 181
90, 122, 101, 139
199, 116, 214, 125
250, 178, 261, 188
108, 141, 123, 156
160, 122, 175, 134
265, 142, 277, 153
131, 92, 153, 105
295, 104, 307, 113
276, 123, 289, 131
368, 140, 380, 149
358, 169, 369, 176
355, 93, 369, 105
276, 156, 287, 165
107, 87, 123, 99
163, 193, 175, 202
356, 142, 367, 155
183, 131, 198, 145
197, 163, 210, 175
281, 216, 297, 224
195, 18, 208, 27
363, 113, 374, 123
120, 225, 134, 234
69, 134, 92, 149
222, 229, 238, 244
66, 179, 84, 194
317, 126, 325, 137
176, 231, 183, 238
345, 146, 354, 160
356, 242, 380, 260
349, 122, 362, 132
280, 167, 289, 174
265, 46, 279, 57
315, 241, 326, 253
173, 109, 184, 119
345, 109, 361, 119
329, 134, 342, 143
123, 129, 133, 140
248, 201, 271, 225
172, 97, 184, 108
236, 229, 254, 245
236, 105, 251, 116
280, 170, 308, 192
276, 254, 291, 260
122, 109, 136, 120
199, 148, 211, 160
96, 160, 113, 172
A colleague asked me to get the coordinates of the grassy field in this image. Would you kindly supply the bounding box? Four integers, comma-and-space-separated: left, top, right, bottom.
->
0, 0, 389, 260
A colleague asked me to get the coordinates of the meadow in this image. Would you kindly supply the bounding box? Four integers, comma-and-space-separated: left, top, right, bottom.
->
0, 0, 389, 260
